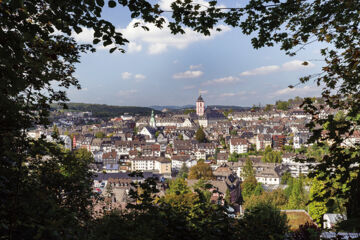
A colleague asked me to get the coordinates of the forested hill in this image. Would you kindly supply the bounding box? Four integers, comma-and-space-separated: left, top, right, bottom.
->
51, 103, 160, 118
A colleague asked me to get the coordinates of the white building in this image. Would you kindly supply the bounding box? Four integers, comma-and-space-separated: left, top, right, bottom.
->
130, 157, 171, 175
229, 138, 248, 154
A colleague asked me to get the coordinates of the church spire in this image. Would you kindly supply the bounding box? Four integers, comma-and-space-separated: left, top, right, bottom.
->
196, 94, 205, 116
149, 110, 156, 128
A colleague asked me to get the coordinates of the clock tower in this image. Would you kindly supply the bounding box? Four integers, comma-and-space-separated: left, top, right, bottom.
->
196, 95, 205, 116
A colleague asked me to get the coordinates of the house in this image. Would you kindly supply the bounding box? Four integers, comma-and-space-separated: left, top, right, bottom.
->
142, 144, 161, 157
216, 153, 229, 164
139, 126, 157, 139
240, 131, 256, 145
156, 133, 168, 144
213, 164, 234, 181
171, 155, 196, 170
228, 160, 281, 185
256, 134, 272, 151
323, 213, 347, 229
229, 138, 248, 154
102, 150, 118, 166
293, 132, 311, 149
197, 142, 217, 155
90, 138, 102, 152
130, 157, 172, 176
101, 138, 113, 152
181, 118, 195, 128
186, 176, 242, 211
195, 149, 207, 160
255, 168, 281, 185
93, 150, 104, 163
272, 135, 286, 149
282, 154, 314, 177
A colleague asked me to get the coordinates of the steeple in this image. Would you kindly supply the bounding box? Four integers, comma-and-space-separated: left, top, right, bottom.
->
196, 95, 205, 116
149, 110, 156, 128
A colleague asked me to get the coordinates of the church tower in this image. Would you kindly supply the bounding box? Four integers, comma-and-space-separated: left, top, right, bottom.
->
196, 95, 205, 116
149, 110, 156, 128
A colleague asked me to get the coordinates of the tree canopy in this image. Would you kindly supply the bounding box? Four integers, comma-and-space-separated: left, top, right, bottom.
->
188, 161, 214, 180
2, 0, 360, 236
262, 146, 282, 163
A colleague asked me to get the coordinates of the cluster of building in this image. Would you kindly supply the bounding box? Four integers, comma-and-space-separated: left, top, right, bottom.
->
28, 95, 356, 214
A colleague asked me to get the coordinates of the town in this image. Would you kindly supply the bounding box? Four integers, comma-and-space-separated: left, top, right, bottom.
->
27, 95, 354, 231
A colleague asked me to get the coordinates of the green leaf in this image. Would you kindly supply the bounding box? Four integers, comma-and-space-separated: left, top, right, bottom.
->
93, 38, 101, 44
108, 0, 116, 8
74, 26, 82, 34
96, 0, 104, 7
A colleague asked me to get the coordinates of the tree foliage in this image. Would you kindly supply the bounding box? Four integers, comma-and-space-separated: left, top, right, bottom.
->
195, 127, 206, 143
262, 146, 282, 163
264, 104, 274, 112
238, 202, 289, 240
308, 179, 327, 226
286, 177, 307, 210
276, 101, 290, 111
241, 158, 255, 180
178, 163, 189, 178
93, 173, 236, 240
188, 161, 214, 180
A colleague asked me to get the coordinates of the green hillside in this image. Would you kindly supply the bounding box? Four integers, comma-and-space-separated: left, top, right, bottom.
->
51, 103, 159, 118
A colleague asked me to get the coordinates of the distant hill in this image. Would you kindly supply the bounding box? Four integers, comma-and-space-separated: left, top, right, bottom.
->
208, 105, 250, 111
51, 103, 160, 118
149, 105, 250, 111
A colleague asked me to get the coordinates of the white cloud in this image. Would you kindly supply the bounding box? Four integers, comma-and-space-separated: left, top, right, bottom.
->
190, 64, 202, 70
272, 85, 320, 97
72, 28, 94, 43
71, 17, 230, 54
122, 72, 146, 81
282, 60, 315, 71
240, 60, 315, 76
203, 76, 241, 85
199, 90, 208, 95
240, 65, 280, 76
173, 70, 203, 79
121, 72, 132, 79
128, 42, 142, 53
148, 43, 167, 54
135, 74, 146, 80
121, 18, 230, 54
118, 89, 138, 97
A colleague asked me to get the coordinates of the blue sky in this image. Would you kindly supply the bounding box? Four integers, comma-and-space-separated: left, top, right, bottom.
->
67, 0, 324, 107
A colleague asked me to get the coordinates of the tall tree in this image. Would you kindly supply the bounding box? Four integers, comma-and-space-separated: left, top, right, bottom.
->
308, 179, 327, 226
195, 127, 206, 143
242, 158, 255, 180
